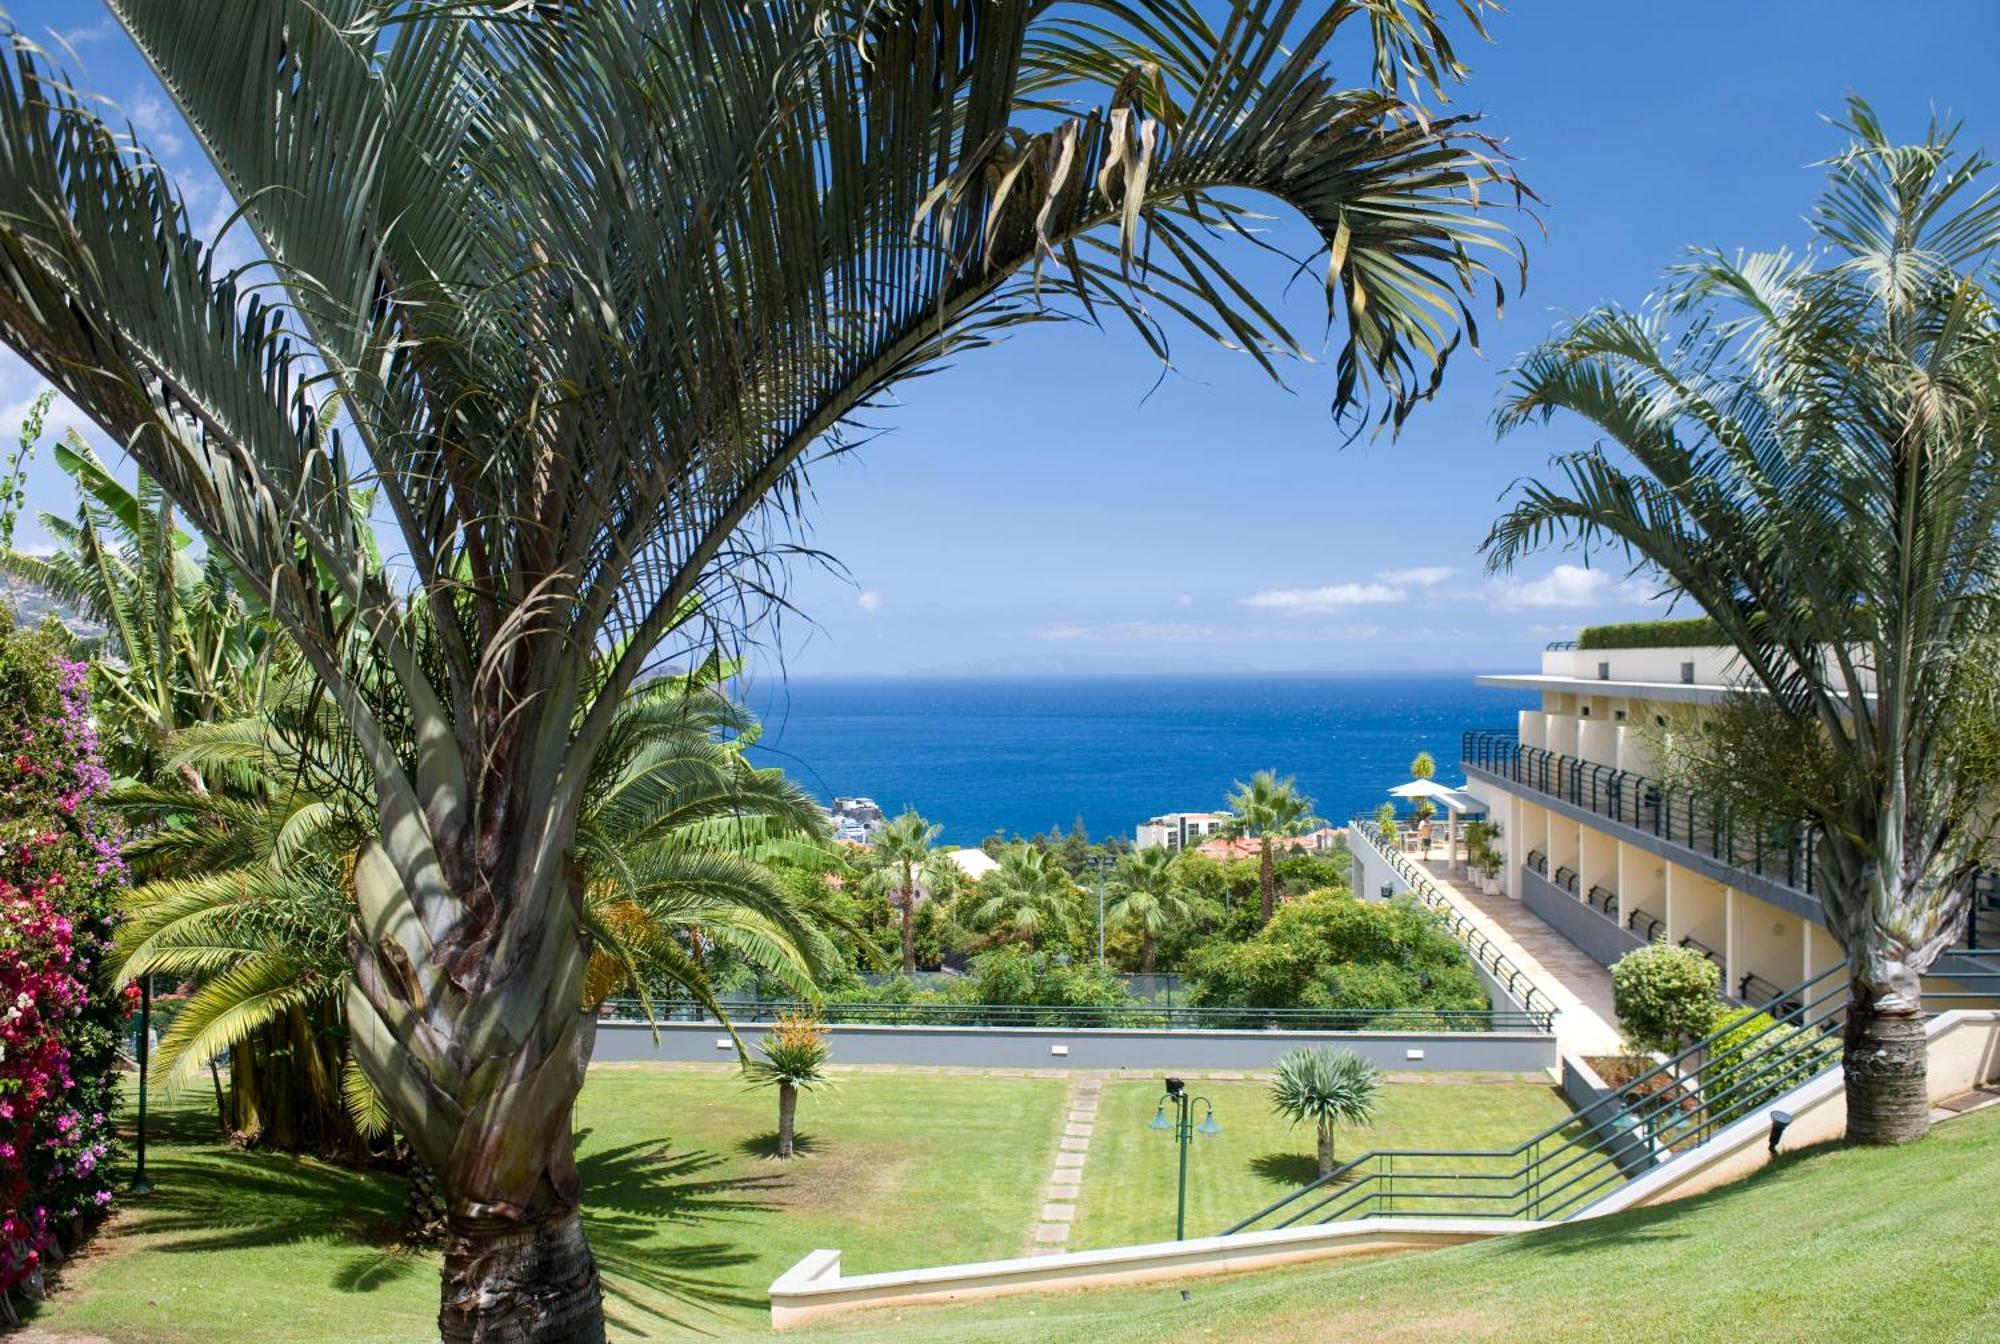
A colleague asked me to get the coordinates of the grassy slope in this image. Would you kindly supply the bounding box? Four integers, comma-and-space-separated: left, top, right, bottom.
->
30, 1065, 1070, 1343
769, 1104, 2000, 1344
1072, 1077, 1574, 1248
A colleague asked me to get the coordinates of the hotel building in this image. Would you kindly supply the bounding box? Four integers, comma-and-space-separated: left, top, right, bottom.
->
1460, 629, 1999, 1009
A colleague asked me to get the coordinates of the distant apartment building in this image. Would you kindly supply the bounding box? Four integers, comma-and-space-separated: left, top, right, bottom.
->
1135, 811, 1232, 850
1460, 628, 1995, 1010
828, 796, 888, 844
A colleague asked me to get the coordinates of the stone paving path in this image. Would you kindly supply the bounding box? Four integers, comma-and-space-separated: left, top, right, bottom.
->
1028, 1076, 1101, 1255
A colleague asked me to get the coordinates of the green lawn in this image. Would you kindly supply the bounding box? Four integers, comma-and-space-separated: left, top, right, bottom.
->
29, 1064, 1069, 1343
1071, 1076, 1575, 1248
770, 1104, 2000, 1344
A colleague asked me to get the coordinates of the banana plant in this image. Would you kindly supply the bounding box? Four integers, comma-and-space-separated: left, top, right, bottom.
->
0, 3, 1522, 1336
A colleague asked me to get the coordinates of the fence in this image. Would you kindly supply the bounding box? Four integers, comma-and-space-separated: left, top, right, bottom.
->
1226, 965, 1852, 1231
1348, 820, 1558, 1033
595, 997, 1549, 1033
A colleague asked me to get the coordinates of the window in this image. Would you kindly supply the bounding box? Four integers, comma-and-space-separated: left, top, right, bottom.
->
1680, 661, 1696, 684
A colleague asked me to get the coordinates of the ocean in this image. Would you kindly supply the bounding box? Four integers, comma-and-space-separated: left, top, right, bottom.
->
742, 673, 1536, 846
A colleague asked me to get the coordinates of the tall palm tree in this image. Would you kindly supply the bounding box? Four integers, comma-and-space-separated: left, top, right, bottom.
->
117, 666, 839, 1143
1226, 770, 1322, 924
0, 4, 1519, 1333
1107, 846, 1203, 974
1484, 100, 2000, 1145
867, 811, 943, 975
970, 845, 1077, 949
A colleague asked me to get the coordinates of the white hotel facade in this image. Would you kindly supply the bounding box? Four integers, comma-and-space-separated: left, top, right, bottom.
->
1458, 635, 1999, 1010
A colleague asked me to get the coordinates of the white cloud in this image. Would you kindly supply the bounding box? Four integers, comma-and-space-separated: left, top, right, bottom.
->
1241, 581, 1403, 612
129, 92, 188, 160
1495, 564, 1615, 609
55, 20, 117, 49
856, 590, 883, 613
1376, 565, 1456, 587
1176, 593, 1193, 608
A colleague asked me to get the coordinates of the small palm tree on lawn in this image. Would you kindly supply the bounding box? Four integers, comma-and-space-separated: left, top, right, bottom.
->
1270, 1047, 1384, 1178
970, 845, 1075, 949
870, 811, 943, 975
746, 1015, 832, 1159
1108, 847, 1202, 975
1226, 771, 1323, 925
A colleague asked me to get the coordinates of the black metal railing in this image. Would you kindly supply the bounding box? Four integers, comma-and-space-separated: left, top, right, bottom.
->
1738, 972, 1802, 1018
1464, 729, 1821, 896
1552, 865, 1580, 895
1677, 934, 1723, 969
1227, 966, 1851, 1233
594, 997, 1551, 1033
1350, 821, 1558, 1032
1627, 908, 1665, 942
1969, 872, 2000, 951
1585, 885, 1620, 919
1525, 848, 1548, 876
1545, 639, 1578, 651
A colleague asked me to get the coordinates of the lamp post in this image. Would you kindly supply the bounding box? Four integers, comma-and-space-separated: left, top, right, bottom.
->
132, 974, 153, 1196
1148, 1076, 1219, 1239
1086, 852, 1114, 969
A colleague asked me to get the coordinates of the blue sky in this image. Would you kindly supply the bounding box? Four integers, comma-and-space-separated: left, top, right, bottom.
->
2, 2, 1996, 678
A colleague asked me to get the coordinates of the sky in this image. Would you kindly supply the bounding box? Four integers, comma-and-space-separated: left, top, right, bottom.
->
2, 2, 1997, 680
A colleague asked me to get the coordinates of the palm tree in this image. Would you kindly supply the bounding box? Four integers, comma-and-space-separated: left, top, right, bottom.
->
1484, 100, 2000, 1145
0, 4, 1519, 1332
1269, 1046, 1383, 1177
970, 845, 1076, 949
743, 1016, 832, 1160
1226, 771, 1323, 924
2, 444, 271, 790
1107, 847, 1202, 974
116, 664, 839, 1144
867, 811, 944, 975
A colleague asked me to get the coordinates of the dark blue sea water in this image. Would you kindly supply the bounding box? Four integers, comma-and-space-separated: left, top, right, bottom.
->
742, 674, 1535, 846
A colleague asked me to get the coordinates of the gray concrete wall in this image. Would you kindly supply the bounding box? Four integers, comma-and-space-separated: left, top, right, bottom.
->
1560, 1054, 1662, 1179
594, 1019, 1558, 1073
1520, 867, 1648, 969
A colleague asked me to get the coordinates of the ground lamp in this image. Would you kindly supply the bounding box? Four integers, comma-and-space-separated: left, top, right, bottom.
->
1150, 1076, 1220, 1239
1768, 1109, 1794, 1156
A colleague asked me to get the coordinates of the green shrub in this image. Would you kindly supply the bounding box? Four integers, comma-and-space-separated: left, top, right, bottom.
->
1185, 891, 1486, 1018
1705, 1007, 1840, 1116
1576, 617, 1725, 650
1610, 943, 1723, 1055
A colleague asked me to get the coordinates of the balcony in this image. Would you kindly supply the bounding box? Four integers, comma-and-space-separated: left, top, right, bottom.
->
1464, 728, 1820, 897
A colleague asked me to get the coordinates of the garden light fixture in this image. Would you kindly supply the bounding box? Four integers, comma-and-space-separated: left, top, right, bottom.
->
1150, 1077, 1218, 1240
1768, 1109, 1794, 1156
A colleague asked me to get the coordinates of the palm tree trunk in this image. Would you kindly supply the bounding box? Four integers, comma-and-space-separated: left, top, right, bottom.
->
900, 894, 917, 975
1259, 839, 1276, 924
1317, 1121, 1334, 1177
440, 1207, 602, 1344
1843, 982, 1931, 1144
1141, 933, 1156, 977
777, 1081, 798, 1158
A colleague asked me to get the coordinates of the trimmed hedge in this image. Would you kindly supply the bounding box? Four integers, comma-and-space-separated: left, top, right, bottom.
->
1577, 617, 1725, 650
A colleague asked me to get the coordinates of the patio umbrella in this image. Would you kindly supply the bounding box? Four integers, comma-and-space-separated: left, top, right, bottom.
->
1387, 779, 1486, 871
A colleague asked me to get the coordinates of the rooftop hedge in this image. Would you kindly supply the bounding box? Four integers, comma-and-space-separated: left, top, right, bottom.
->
1576, 617, 1725, 650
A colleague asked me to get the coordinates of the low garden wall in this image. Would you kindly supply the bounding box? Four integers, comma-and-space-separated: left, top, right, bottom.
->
1520, 866, 1648, 968
592, 1019, 1559, 1073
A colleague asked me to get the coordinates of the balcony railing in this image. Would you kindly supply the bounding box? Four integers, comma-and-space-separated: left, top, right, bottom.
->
1627, 908, 1664, 942
1350, 821, 1558, 1032
1585, 885, 1619, 918
1464, 729, 1821, 896
1525, 848, 1548, 876
1551, 865, 1580, 895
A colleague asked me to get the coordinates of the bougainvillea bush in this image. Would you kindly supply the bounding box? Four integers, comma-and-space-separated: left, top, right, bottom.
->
0, 618, 127, 1311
